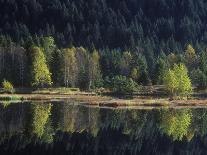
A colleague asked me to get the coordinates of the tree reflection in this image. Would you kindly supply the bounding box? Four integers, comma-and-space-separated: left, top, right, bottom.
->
88, 107, 100, 137
2, 102, 207, 154
29, 102, 52, 139
159, 109, 192, 141
57, 103, 88, 133
190, 109, 207, 137
122, 110, 148, 139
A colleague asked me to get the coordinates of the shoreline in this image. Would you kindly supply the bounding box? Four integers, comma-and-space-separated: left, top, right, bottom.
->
0, 93, 207, 108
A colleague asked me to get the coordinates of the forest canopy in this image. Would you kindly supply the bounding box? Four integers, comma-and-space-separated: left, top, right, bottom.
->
0, 0, 207, 94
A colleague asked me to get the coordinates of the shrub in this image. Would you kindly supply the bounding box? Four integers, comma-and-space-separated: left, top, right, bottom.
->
110, 75, 139, 94
2, 80, 15, 94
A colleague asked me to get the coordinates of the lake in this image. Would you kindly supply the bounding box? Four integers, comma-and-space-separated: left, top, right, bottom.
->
0, 101, 207, 155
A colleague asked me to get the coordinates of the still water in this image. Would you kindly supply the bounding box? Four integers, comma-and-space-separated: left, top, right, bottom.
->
0, 101, 207, 155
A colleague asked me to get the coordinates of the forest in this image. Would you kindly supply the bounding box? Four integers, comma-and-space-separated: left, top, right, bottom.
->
1, 0, 207, 95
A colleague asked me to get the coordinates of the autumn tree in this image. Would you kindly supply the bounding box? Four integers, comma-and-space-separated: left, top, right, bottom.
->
30, 46, 52, 87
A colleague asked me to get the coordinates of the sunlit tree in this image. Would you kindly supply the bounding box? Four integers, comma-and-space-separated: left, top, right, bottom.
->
163, 64, 192, 97
30, 46, 52, 87
185, 44, 196, 60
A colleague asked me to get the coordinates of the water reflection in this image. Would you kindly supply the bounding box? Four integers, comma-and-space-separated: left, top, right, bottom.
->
0, 102, 207, 154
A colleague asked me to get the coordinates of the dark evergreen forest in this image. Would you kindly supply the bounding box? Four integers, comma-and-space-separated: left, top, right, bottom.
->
1, 0, 207, 49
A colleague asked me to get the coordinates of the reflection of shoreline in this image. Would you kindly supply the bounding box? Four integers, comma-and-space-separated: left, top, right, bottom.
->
0, 103, 204, 140
0, 102, 207, 154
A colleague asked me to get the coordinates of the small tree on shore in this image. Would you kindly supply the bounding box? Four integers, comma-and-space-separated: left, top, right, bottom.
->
2, 80, 14, 93
163, 64, 192, 97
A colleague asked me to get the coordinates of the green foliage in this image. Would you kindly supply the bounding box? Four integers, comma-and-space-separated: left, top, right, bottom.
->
110, 75, 139, 94
130, 68, 139, 81
31, 46, 52, 87
191, 69, 207, 89
89, 50, 103, 89
192, 109, 207, 137
163, 64, 192, 97
192, 51, 207, 89
30, 103, 52, 138
185, 44, 197, 71
2, 80, 14, 93
138, 56, 150, 85
160, 109, 192, 141
185, 44, 196, 59
40, 120, 54, 143
75, 47, 89, 89
41, 36, 56, 64
120, 51, 132, 76
0, 96, 22, 101
154, 56, 168, 84
62, 47, 77, 87
1, 0, 207, 90
60, 47, 103, 90
163, 69, 179, 96
199, 51, 207, 74
0, 0, 206, 51
0, 36, 206, 92
50, 49, 62, 85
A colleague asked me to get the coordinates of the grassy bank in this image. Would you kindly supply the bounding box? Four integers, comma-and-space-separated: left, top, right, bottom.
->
0, 86, 207, 108
1, 93, 207, 108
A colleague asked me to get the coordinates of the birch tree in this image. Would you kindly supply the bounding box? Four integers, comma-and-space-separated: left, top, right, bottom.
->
30, 46, 52, 87
62, 47, 77, 87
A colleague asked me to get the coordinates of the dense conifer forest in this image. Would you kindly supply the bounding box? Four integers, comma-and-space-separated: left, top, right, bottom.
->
0, 0, 207, 94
